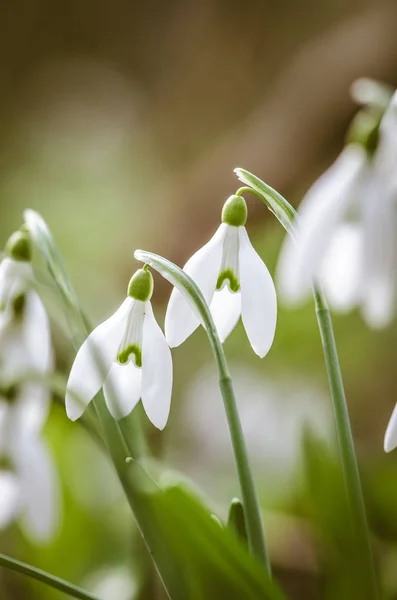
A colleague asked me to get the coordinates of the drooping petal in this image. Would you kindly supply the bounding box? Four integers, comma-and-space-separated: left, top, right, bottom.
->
141, 303, 173, 430
12, 382, 51, 436
210, 287, 241, 342
165, 224, 225, 347
320, 223, 364, 313
384, 402, 397, 452
0, 400, 8, 454
361, 180, 397, 328
66, 298, 132, 421
277, 145, 368, 304
11, 434, 60, 542
23, 290, 52, 374
103, 362, 142, 420
239, 227, 277, 358
0, 471, 20, 528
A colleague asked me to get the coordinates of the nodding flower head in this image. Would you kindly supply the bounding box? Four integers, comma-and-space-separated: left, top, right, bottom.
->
66, 267, 172, 430
165, 194, 277, 358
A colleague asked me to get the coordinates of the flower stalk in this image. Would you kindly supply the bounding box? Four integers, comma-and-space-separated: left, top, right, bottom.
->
313, 287, 379, 599
234, 168, 379, 597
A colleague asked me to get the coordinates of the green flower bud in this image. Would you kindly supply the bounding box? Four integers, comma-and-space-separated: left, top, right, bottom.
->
5, 230, 32, 262
127, 268, 154, 302
346, 108, 382, 156
221, 195, 247, 227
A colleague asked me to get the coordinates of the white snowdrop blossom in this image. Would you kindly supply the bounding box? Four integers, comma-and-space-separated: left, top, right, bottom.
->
66, 268, 173, 430
0, 229, 58, 542
277, 89, 397, 329
0, 386, 59, 542
165, 194, 277, 357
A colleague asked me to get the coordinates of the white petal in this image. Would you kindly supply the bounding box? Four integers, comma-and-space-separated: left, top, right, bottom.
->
103, 362, 142, 420
277, 145, 368, 304
210, 287, 241, 342
320, 223, 364, 312
66, 298, 132, 421
361, 181, 397, 328
165, 224, 225, 347
385, 403, 397, 452
141, 303, 173, 430
23, 290, 52, 373
0, 471, 20, 528
12, 382, 51, 435
239, 228, 277, 358
0, 400, 9, 454
0, 258, 33, 308
11, 435, 60, 543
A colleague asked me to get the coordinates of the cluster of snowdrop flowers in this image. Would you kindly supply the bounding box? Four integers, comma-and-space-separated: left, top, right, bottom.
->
0, 230, 59, 542
66, 194, 277, 427
277, 86, 397, 329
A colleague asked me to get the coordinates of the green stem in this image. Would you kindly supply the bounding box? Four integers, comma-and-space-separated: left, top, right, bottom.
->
210, 337, 271, 571
0, 554, 101, 600
313, 286, 379, 599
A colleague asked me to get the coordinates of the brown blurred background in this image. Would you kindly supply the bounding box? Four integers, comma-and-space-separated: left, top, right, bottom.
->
2, 1, 397, 599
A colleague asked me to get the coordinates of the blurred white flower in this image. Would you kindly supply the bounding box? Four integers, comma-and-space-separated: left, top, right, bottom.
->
84, 565, 137, 600
165, 195, 277, 357
0, 230, 59, 542
169, 364, 332, 500
277, 88, 397, 328
66, 268, 172, 429
0, 393, 59, 542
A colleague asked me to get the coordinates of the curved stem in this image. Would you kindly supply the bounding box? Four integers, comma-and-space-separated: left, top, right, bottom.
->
313, 287, 379, 599
0, 554, 101, 600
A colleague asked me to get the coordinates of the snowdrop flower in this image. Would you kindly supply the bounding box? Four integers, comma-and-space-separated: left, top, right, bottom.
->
0, 229, 58, 541
0, 384, 59, 542
0, 229, 53, 412
66, 268, 172, 429
165, 194, 277, 357
277, 87, 397, 328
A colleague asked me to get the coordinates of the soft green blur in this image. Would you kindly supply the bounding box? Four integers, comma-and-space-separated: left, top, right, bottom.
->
1, 1, 397, 599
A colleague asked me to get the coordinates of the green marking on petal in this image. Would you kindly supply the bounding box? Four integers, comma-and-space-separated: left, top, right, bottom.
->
0, 383, 18, 404
216, 269, 240, 293
12, 293, 26, 318
117, 343, 142, 367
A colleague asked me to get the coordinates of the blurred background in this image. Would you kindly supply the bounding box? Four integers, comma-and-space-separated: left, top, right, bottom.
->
1, 0, 397, 598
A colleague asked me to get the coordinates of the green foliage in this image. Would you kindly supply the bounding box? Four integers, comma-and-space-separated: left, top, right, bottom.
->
126, 462, 286, 600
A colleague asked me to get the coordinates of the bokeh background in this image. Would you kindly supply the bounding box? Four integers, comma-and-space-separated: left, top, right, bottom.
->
2, 0, 397, 598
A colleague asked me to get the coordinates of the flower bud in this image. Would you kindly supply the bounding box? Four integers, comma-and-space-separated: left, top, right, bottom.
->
127, 268, 154, 301
221, 195, 247, 227
5, 230, 32, 262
